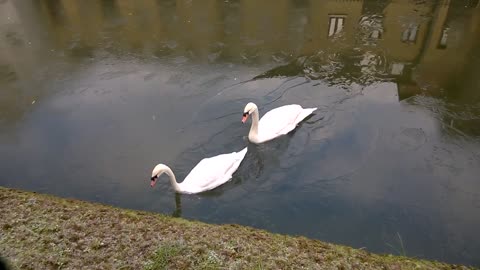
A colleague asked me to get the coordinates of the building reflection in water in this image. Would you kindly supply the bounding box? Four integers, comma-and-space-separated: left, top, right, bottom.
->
1, 1, 479, 83
1, 0, 479, 130
1, 0, 479, 139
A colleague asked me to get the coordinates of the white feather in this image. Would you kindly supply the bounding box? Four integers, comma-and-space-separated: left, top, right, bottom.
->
151, 147, 248, 194
243, 103, 316, 144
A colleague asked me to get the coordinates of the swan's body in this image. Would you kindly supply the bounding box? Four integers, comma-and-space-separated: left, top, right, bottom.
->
150, 147, 247, 194
242, 102, 317, 144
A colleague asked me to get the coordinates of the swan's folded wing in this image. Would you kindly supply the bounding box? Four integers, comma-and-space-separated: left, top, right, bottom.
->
182, 148, 248, 192
278, 107, 316, 134
258, 104, 304, 138
294, 107, 317, 125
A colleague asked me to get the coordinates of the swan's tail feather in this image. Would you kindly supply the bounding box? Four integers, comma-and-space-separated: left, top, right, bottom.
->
237, 147, 248, 159
221, 146, 248, 184
297, 107, 317, 122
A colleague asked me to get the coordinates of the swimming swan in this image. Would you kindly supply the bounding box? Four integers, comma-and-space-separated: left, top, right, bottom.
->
242, 102, 317, 144
150, 147, 247, 194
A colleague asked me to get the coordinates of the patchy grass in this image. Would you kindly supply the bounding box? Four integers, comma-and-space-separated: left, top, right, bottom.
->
386, 232, 407, 257
0, 187, 475, 270
144, 243, 184, 270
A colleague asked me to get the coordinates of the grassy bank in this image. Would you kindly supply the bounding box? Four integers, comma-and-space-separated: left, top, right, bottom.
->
0, 187, 474, 269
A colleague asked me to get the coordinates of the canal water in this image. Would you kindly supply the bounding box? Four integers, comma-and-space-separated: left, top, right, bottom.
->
1, 0, 479, 266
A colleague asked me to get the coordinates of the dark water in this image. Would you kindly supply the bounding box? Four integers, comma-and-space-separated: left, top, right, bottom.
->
1, 0, 480, 266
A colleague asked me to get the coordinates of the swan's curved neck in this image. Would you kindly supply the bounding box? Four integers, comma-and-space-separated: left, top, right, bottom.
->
163, 167, 182, 193
248, 108, 260, 142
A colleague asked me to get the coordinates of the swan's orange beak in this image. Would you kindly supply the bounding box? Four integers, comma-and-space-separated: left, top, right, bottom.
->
242, 113, 249, 123
150, 176, 157, 188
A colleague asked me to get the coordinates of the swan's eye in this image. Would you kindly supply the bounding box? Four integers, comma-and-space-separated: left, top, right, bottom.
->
151, 176, 157, 181
242, 112, 248, 117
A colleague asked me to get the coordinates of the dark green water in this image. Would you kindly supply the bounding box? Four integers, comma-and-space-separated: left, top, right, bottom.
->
1, 0, 480, 266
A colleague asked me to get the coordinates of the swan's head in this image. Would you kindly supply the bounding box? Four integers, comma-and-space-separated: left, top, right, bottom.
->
242, 102, 258, 123
150, 164, 169, 188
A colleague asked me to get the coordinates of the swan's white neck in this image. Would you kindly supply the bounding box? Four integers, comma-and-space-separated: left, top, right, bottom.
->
161, 167, 182, 193
248, 107, 260, 143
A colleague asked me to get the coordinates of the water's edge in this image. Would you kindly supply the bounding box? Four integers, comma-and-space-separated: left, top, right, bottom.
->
0, 187, 473, 270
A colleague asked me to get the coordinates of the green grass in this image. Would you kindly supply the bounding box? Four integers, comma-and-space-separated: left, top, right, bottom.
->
144, 243, 184, 270
143, 242, 222, 270
386, 232, 407, 257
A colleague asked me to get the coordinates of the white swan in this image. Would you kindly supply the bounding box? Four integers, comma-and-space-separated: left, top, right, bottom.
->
242, 102, 317, 144
150, 147, 247, 194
